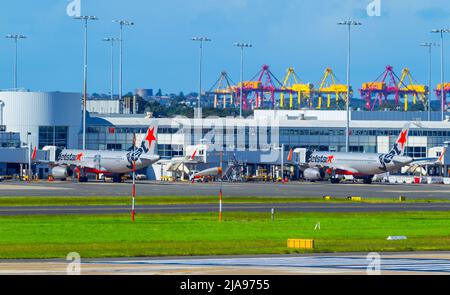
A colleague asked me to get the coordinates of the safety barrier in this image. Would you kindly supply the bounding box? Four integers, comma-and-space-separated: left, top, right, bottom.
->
387, 175, 449, 184
287, 239, 314, 249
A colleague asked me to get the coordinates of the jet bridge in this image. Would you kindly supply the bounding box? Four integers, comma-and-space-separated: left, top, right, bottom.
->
292, 148, 308, 164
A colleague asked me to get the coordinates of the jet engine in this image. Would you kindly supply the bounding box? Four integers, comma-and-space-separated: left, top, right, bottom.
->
51, 166, 73, 180
303, 168, 324, 181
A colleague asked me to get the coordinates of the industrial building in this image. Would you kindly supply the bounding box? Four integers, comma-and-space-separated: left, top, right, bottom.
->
86, 109, 450, 180
1, 91, 450, 180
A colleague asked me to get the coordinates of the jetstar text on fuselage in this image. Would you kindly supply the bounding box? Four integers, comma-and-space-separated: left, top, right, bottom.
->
57, 153, 83, 162
309, 155, 335, 164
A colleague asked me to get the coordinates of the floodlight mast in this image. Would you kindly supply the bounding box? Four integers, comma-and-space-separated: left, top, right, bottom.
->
337, 20, 362, 152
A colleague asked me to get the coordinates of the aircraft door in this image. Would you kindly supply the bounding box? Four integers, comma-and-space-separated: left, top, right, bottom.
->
94, 154, 102, 170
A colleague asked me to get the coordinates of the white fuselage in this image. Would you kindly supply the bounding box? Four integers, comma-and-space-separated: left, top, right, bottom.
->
308, 151, 413, 176
56, 149, 160, 174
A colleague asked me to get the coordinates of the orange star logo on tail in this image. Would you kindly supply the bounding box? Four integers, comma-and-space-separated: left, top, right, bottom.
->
397, 129, 408, 148
145, 127, 156, 148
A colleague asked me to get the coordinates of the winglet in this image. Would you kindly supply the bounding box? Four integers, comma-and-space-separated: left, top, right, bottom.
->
191, 148, 198, 161
439, 148, 447, 164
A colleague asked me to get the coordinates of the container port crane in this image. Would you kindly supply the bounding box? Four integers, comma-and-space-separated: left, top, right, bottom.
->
237, 65, 286, 110
315, 68, 350, 110
398, 68, 428, 111
361, 65, 427, 111
435, 83, 450, 109
280, 67, 313, 109
207, 71, 236, 109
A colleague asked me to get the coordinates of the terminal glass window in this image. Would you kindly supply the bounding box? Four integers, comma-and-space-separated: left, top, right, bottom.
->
406, 147, 426, 159
39, 126, 68, 149
157, 144, 183, 159
107, 144, 122, 151
349, 146, 364, 152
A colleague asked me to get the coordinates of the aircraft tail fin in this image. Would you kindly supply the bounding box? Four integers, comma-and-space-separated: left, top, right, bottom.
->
390, 124, 410, 156
287, 148, 294, 162
190, 148, 198, 161
438, 148, 447, 164
131, 125, 158, 154
31, 146, 37, 161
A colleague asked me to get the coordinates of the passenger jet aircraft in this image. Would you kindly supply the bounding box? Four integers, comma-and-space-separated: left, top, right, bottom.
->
298, 125, 445, 184
33, 126, 160, 183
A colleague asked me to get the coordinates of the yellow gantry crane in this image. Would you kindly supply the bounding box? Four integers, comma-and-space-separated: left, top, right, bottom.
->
207, 71, 236, 108
280, 67, 313, 109
316, 68, 350, 109
398, 68, 428, 111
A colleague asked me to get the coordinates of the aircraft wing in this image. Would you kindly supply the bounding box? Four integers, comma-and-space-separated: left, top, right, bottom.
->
409, 148, 446, 167
140, 154, 161, 162
409, 158, 441, 166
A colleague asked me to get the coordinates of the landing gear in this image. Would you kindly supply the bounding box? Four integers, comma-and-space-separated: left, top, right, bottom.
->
79, 176, 89, 183
113, 175, 124, 183
76, 167, 89, 183
363, 177, 373, 184
330, 177, 341, 184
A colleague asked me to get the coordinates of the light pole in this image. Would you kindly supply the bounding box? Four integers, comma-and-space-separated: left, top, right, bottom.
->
234, 43, 252, 118
74, 16, 99, 150
192, 37, 212, 119
420, 42, 439, 121
431, 29, 450, 121
5, 34, 27, 90
103, 37, 120, 99
274, 144, 285, 180
113, 20, 135, 102
338, 20, 362, 153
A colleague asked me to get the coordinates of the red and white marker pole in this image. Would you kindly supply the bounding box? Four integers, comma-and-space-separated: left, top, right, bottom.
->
219, 188, 223, 222
131, 133, 137, 222
132, 160, 136, 222
218, 160, 224, 222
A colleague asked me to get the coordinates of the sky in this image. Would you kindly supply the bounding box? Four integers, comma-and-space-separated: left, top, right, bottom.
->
0, 0, 449, 97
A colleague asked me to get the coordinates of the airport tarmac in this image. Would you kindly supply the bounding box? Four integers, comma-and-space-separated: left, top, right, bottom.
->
1, 252, 450, 275
1, 202, 450, 216
1, 181, 450, 199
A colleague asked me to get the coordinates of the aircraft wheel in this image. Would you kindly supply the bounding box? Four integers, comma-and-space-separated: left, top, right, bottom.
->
79, 176, 88, 183
330, 178, 340, 184
113, 175, 123, 183
363, 177, 373, 184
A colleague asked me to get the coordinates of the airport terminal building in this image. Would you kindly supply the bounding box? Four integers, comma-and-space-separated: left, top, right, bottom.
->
1, 91, 450, 179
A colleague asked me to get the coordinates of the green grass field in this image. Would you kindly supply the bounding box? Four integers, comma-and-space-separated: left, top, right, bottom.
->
1, 211, 450, 259
0, 195, 446, 207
